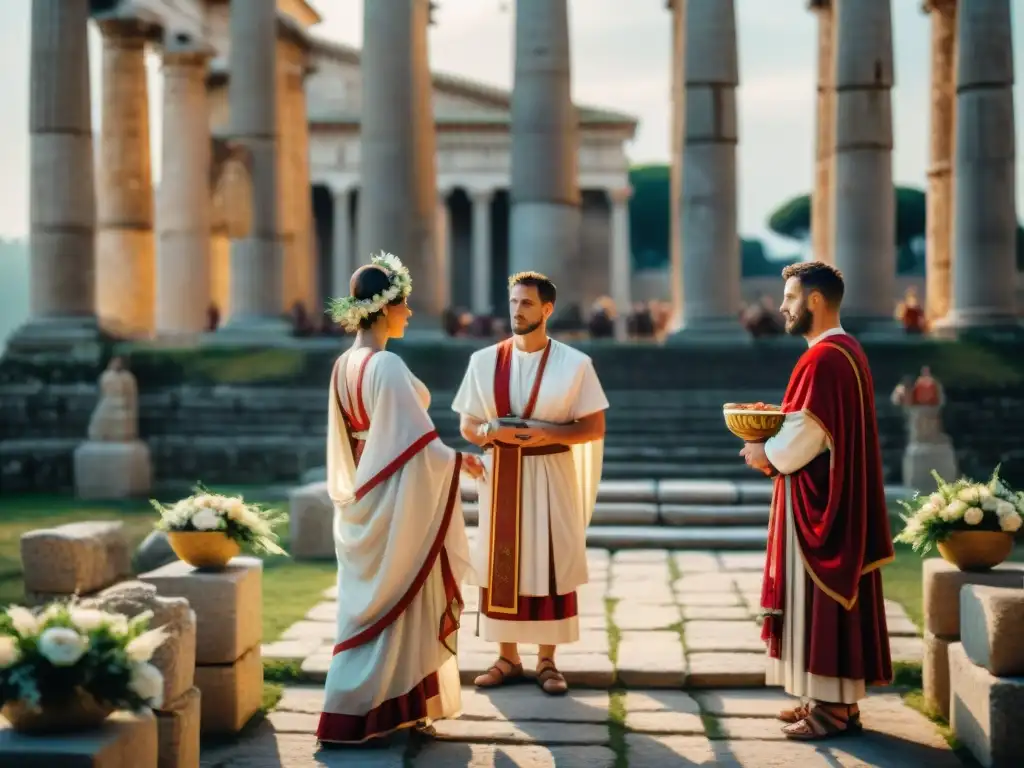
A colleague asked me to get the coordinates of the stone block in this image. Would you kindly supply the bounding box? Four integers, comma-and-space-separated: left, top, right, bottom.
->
924, 630, 952, 721
194, 645, 263, 735
141, 557, 262, 665
287, 481, 334, 560
0, 709, 158, 767
618, 634, 686, 687
20, 521, 132, 596
658, 480, 738, 505
74, 440, 152, 499
960, 585, 1024, 676
949, 641, 1024, 768
923, 558, 1024, 638
134, 531, 178, 574
81, 581, 197, 705
155, 686, 201, 768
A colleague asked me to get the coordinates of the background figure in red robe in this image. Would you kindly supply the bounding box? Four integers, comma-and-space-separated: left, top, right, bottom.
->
739, 261, 895, 741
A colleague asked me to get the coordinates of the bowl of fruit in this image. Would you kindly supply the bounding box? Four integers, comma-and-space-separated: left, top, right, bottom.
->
723, 401, 785, 443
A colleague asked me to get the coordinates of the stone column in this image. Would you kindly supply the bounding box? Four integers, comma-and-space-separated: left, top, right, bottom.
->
668, 0, 685, 326
96, 17, 156, 337
470, 189, 494, 315
293, 60, 317, 314
924, 0, 957, 323
809, 0, 835, 265
23, 0, 97, 338
609, 187, 633, 340
223, 0, 287, 333
509, 0, 580, 298
156, 44, 213, 335
941, 0, 1018, 328
359, 0, 441, 315
679, 0, 741, 331
832, 0, 896, 322
331, 187, 352, 298
436, 194, 451, 309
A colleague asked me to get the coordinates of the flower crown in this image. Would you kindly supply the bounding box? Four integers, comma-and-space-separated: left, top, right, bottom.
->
327, 252, 413, 332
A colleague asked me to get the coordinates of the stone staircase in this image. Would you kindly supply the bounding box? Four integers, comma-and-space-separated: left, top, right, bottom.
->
289, 476, 913, 555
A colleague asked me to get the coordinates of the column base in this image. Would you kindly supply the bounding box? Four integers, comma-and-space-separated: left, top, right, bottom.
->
667, 316, 749, 344
931, 311, 1024, 341
4, 316, 108, 358
210, 316, 294, 344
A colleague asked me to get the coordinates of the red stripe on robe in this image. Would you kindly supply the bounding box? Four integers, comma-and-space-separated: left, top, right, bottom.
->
317, 671, 440, 744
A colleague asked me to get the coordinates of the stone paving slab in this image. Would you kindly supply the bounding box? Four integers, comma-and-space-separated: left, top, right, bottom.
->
411, 743, 617, 767
686, 653, 767, 688
432, 719, 610, 745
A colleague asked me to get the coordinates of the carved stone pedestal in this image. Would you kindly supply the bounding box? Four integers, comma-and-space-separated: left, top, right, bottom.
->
74, 440, 152, 499
901, 404, 958, 490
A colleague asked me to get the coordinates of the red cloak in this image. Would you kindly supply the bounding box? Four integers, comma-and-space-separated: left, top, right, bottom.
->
761, 333, 894, 685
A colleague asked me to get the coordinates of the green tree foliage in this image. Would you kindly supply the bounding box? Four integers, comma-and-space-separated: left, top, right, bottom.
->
767, 186, 1024, 272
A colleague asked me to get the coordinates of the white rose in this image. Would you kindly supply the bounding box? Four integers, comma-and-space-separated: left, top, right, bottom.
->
70, 608, 128, 636
942, 500, 968, 521
0, 636, 21, 668
223, 498, 246, 521
958, 487, 981, 504
129, 662, 164, 708
1000, 513, 1023, 533
982, 496, 999, 513
191, 507, 222, 531
995, 501, 1016, 518
977, 486, 992, 500
4, 606, 39, 637
125, 628, 169, 663
963, 507, 984, 526
37, 627, 89, 667
929, 492, 946, 508
918, 503, 939, 520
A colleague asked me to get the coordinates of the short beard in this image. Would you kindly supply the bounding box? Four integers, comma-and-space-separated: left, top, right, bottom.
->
512, 320, 543, 336
785, 304, 813, 336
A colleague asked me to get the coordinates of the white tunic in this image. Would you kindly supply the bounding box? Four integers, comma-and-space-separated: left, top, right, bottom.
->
452, 340, 608, 643
763, 326, 866, 705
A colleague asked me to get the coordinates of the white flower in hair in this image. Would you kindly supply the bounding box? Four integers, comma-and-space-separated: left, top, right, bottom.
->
326, 251, 413, 332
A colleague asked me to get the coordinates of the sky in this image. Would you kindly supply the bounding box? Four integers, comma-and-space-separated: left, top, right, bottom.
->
0, 0, 1022, 248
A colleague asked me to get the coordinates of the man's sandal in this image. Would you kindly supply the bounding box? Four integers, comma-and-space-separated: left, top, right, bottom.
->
535, 658, 569, 696
782, 705, 863, 741
473, 657, 524, 688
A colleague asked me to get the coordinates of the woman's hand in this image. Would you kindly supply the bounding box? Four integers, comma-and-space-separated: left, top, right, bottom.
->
461, 453, 485, 479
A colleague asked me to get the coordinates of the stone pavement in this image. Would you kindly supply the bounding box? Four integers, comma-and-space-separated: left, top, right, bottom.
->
200, 686, 962, 767
263, 548, 924, 687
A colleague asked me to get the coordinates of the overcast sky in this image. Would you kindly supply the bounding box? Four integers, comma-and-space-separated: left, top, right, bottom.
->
0, 0, 1022, 247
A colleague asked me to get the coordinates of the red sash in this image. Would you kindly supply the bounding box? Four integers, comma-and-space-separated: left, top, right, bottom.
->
484, 338, 556, 614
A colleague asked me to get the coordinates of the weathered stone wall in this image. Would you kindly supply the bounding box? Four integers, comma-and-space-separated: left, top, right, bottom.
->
2, 336, 1023, 492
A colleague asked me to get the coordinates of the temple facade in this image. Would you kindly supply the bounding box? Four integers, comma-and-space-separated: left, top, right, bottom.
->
11, 0, 1020, 353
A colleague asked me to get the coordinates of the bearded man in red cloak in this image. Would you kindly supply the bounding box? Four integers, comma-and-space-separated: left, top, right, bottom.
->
739, 261, 895, 741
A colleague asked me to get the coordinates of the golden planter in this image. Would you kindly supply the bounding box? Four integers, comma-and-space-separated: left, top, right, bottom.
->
937, 530, 1015, 572
2, 688, 113, 734
723, 403, 785, 443
167, 531, 240, 570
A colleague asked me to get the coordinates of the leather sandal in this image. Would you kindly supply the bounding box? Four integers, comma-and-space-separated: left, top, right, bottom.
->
473, 656, 524, 688
535, 657, 569, 696
778, 704, 810, 723
783, 704, 862, 741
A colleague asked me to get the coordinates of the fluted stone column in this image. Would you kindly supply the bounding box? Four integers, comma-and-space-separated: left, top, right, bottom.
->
668, 0, 685, 326
21, 0, 97, 341
609, 187, 633, 340
809, 0, 835, 265
293, 61, 317, 313
96, 17, 156, 337
436, 194, 451, 309
470, 189, 494, 315
359, 0, 440, 315
509, 0, 580, 298
679, 0, 741, 332
156, 45, 213, 335
941, 0, 1018, 327
924, 0, 957, 323
832, 0, 896, 322
223, 0, 287, 333
331, 187, 352, 298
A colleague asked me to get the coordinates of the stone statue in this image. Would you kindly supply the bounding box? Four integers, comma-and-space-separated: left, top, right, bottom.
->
87, 357, 139, 442
75, 356, 151, 500
895, 366, 957, 490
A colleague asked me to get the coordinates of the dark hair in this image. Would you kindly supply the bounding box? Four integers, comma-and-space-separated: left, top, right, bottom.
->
508, 271, 557, 305
781, 261, 844, 308
349, 265, 403, 330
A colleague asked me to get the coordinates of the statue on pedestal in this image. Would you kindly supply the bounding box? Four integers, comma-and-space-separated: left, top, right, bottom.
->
75, 357, 152, 499
892, 366, 958, 490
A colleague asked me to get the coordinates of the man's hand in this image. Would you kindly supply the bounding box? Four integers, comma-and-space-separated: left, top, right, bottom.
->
740, 442, 771, 473
460, 453, 485, 479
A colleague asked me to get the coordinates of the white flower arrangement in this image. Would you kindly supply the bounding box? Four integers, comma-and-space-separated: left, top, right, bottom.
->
0, 602, 168, 712
895, 466, 1024, 555
327, 251, 413, 332
151, 487, 287, 556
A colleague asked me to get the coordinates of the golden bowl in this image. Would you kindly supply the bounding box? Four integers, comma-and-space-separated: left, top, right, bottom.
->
167, 531, 241, 570
723, 403, 785, 443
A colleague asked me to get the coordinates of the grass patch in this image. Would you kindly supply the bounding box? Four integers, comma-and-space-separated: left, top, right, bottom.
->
263, 659, 305, 686
700, 712, 725, 740
607, 689, 628, 768
892, 660, 923, 689
605, 597, 621, 665
260, 682, 284, 714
